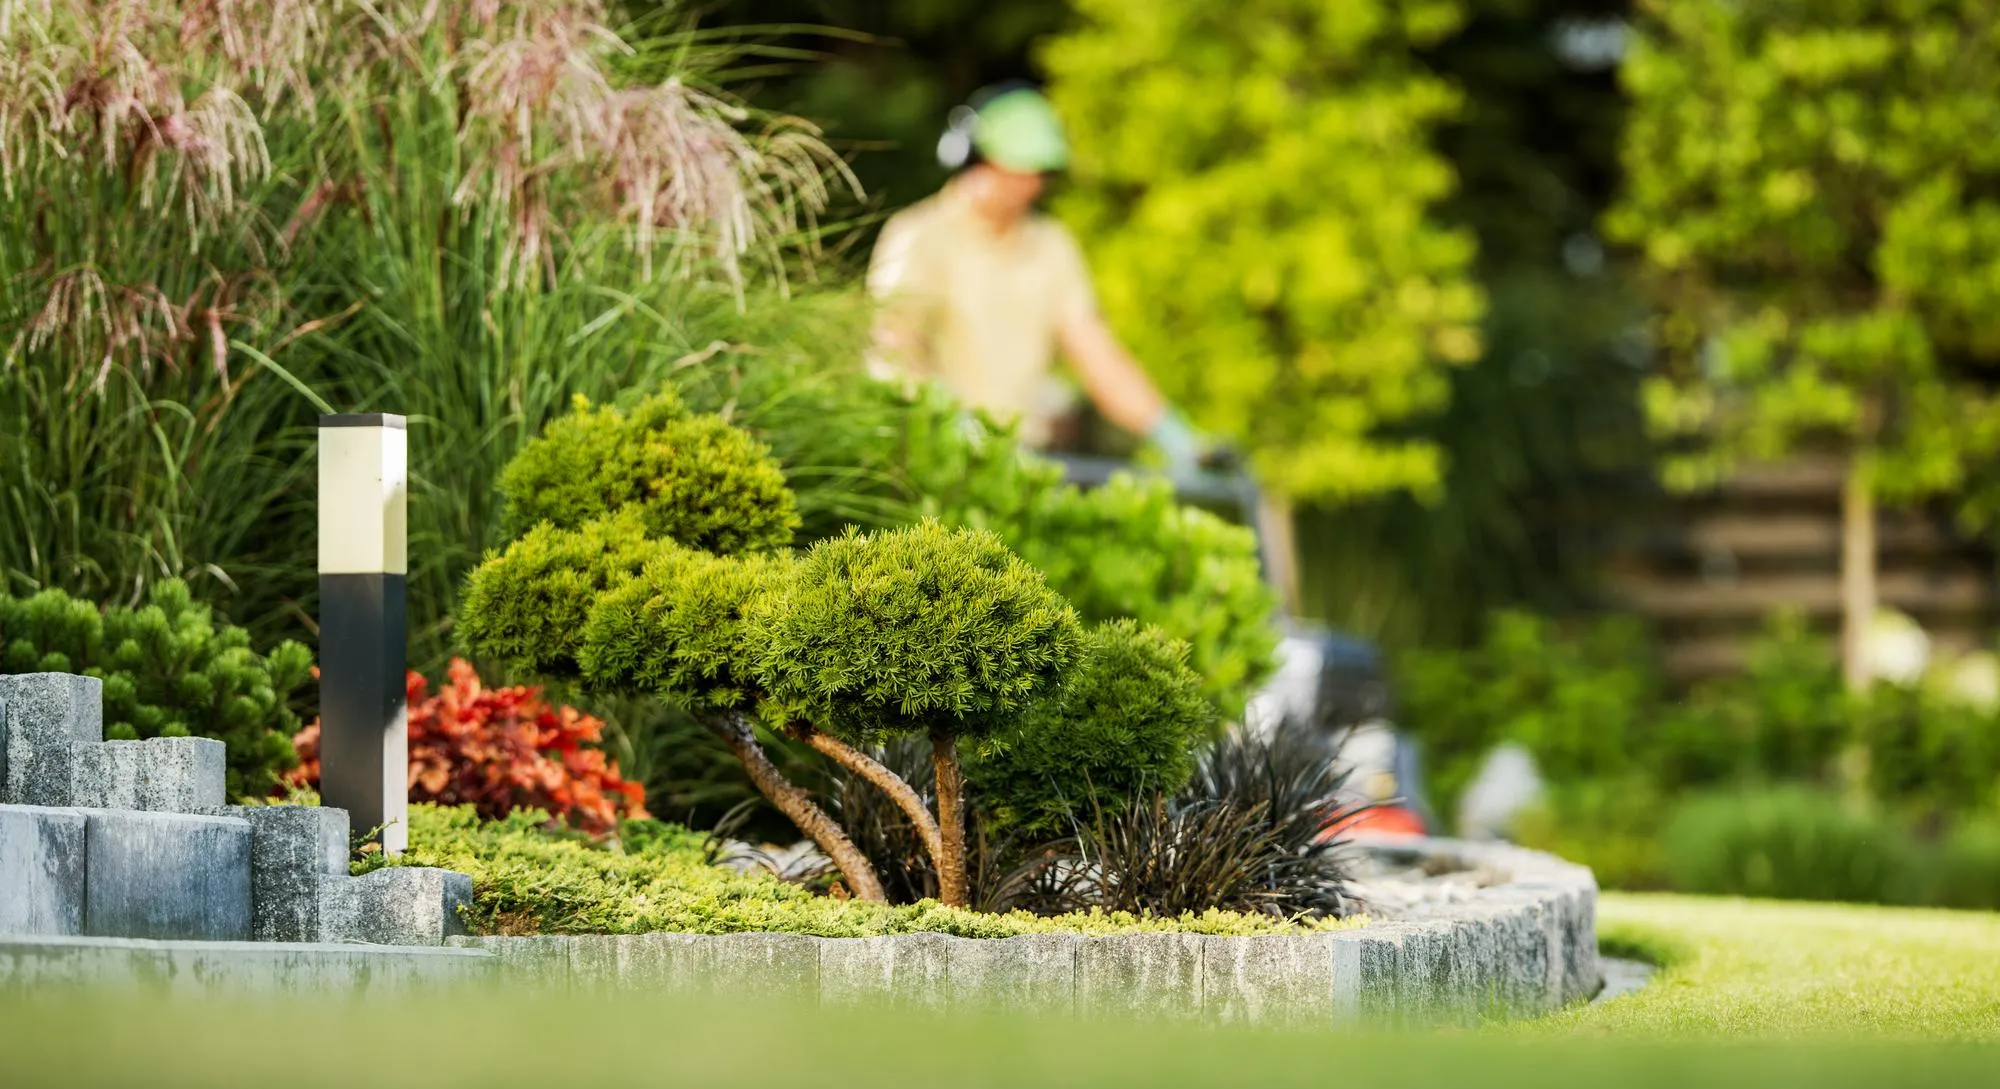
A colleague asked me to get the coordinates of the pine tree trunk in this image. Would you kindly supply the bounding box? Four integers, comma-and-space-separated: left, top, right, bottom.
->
930, 731, 970, 908
1841, 457, 1878, 694
794, 726, 945, 870
704, 711, 887, 903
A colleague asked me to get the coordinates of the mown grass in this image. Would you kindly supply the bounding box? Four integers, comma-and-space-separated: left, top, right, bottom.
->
5, 892, 2000, 1088
1530, 893, 2000, 1040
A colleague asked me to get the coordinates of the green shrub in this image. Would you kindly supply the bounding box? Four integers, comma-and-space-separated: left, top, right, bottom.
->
749, 522, 1081, 745
499, 392, 799, 555
1397, 610, 1659, 815
893, 393, 1279, 718
1511, 776, 1672, 892
999, 477, 1278, 719
1858, 685, 2000, 821
0, 580, 311, 798
1921, 819, 2000, 912
456, 514, 671, 678
1652, 613, 1849, 790
968, 621, 1217, 837
748, 520, 1081, 906
387, 803, 1331, 938
1663, 788, 1909, 905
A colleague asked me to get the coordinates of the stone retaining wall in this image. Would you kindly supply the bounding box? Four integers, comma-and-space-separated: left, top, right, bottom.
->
446, 836, 1598, 1026
0, 837, 1595, 1021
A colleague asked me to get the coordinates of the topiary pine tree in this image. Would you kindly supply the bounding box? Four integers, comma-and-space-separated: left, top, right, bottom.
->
966, 619, 1217, 838
1608, 1, 2000, 691
463, 394, 891, 901
499, 390, 800, 554
467, 390, 1207, 909
1042, 0, 1485, 510
747, 521, 1081, 907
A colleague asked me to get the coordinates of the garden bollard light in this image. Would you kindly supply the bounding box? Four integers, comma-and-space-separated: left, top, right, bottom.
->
318, 413, 409, 856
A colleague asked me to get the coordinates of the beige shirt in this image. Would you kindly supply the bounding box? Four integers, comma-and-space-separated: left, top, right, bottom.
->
867, 185, 1096, 445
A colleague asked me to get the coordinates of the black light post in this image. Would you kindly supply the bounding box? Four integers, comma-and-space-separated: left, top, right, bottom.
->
317, 413, 409, 855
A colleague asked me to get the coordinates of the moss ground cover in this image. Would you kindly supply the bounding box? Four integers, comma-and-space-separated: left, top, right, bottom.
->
384, 803, 1348, 937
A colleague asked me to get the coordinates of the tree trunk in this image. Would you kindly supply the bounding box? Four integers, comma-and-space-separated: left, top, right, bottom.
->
1255, 488, 1301, 615
793, 727, 945, 872
1841, 457, 1878, 694
930, 731, 970, 908
704, 711, 887, 904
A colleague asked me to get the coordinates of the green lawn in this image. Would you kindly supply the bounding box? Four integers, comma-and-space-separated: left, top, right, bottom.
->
1536, 893, 2000, 1040
8, 894, 2000, 1088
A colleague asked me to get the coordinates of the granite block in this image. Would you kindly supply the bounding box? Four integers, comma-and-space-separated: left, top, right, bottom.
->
83, 809, 251, 941
0, 805, 86, 936
70, 737, 225, 811
0, 674, 102, 806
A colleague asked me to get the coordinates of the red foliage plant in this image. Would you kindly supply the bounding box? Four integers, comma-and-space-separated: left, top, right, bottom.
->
289, 659, 647, 834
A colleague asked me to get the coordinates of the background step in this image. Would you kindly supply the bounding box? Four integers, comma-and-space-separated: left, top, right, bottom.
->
0, 806, 86, 937
84, 810, 251, 942
0, 674, 103, 807
70, 738, 226, 812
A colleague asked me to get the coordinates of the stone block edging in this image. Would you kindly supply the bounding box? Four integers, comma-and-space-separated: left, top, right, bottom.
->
449, 836, 1599, 1025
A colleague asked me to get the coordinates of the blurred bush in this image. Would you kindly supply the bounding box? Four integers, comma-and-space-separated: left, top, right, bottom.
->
1397, 610, 1658, 815
1663, 788, 1908, 905
1920, 819, 2000, 912
1511, 776, 1671, 892
1404, 607, 2000, 907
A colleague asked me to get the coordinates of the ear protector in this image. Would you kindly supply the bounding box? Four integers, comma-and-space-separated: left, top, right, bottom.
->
935, 80, 1043, 171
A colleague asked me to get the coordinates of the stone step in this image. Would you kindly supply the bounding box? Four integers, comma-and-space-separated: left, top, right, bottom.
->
71, 737, 226, 812
0, 806, 86, 937
0, 674, 103, 807
0, 934, 494, 994
206, 805, 351, 943
83, 809, 251, 941
319, 867, 474, 945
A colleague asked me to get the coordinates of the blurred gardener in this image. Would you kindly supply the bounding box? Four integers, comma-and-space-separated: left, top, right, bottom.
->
867, 83, 1205, 472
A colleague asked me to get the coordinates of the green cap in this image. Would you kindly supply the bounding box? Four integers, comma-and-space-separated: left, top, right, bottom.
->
972, 89, 1069, 173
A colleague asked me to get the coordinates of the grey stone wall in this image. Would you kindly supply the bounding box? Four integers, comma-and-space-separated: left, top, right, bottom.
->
0, 672, 471, 948
444, 837, 1599, 1027
0, 935, 494, 995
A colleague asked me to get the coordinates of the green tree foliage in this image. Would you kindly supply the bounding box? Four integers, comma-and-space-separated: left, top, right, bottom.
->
968, 620, 1216, 837
749, 522, 1081, 743
1042, 0, 1486, 502
1609, 0, 2000, 684
579, 549, 793, 711
0, 580, 311, 798
457, 513, 672, 679
499, 391, 799, 554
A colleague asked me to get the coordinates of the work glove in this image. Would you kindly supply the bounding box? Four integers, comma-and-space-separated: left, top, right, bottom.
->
1148, 408, 1229, 485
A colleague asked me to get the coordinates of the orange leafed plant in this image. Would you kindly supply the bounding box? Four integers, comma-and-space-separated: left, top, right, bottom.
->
289, 659, 646, 834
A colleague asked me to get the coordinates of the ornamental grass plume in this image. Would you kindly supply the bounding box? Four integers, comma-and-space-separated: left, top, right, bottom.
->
0, 0, 850, 379
1, 0, 854, 660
